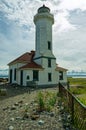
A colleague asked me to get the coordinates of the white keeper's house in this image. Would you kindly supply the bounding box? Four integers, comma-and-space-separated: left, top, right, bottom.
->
8, 5, 67, 87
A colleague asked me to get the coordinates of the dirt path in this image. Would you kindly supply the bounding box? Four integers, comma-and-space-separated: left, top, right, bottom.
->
0, 85, 65, 130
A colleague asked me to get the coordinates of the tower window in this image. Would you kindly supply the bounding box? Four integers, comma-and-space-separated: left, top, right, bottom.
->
48, 41, 51, 50
48, 59, 51, 67
33, 70, 39, 81
14, 68, 16, 81
48, 73, 52, 81
59, 71, 63, 80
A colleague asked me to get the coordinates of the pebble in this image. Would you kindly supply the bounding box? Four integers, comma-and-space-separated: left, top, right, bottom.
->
58, 116, 62, 121
18, 100, 23, 104
10, 105, 16, 110
49, 112, 55, 117
16, 116, 21, 120
25, 103, 28, 106
8, 126, 14, 130
31, 113, 40, 120
22, 112, 29, 119
3, 106, 9, 111
14, 102, 19, 106
10, 118, 15, 121
38, 120, 44, 125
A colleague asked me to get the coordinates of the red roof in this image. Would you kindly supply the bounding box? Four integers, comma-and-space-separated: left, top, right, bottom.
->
8, 51, 35, 65
8, 50, 67, 71
20, 61, 43, 70
56, 65, 68, 71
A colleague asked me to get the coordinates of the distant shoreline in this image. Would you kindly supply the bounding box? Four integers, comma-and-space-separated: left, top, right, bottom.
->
0, 75, 86, 79
67, 75, 86, 78
0, 75, 8, 79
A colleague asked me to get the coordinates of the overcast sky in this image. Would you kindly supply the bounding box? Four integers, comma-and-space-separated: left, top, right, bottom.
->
0, 0, 86, 71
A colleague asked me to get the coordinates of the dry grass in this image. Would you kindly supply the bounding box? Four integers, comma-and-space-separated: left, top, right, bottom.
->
68, 78, 86, 106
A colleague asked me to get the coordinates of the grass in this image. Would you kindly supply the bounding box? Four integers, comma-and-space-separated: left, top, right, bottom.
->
67, 77, 86, 105
68, 77, 86, 86
37, 90, 57, 112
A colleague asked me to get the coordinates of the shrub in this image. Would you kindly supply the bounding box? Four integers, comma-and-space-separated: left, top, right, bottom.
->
0, 89, 7, 96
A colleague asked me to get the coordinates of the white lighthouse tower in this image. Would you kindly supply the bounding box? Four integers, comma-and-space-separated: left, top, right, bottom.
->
34, 5, 56, 65
33, 5, 58, 86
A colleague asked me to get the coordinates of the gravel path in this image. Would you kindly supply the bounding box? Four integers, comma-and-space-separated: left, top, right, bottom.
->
0, 85, 67, 130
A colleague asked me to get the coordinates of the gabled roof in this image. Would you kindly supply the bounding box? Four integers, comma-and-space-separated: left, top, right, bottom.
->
8, 51, 35, 65
19, 61, 43, 70
56, 64, 68, 71
8, 50, 67, 71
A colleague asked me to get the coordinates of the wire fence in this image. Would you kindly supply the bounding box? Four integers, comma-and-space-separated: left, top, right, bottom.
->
59, 83, 86, 130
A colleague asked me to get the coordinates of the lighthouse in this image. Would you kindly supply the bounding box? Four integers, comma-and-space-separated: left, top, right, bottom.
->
34, 5, 56, 66
8, 5, 67, 87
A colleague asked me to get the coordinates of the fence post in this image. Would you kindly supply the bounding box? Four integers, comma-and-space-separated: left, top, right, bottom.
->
71, 96, 74, 124
58, 82, 62, 94
67, 81, 70, 90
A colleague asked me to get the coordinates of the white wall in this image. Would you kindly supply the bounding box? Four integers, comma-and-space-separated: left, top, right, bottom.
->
9, 63, 26, 84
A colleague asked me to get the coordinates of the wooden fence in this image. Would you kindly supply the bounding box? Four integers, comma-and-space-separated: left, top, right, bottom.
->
59, 83, 86, 130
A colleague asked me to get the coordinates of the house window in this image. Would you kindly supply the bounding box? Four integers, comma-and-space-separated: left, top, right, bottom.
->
48, 59, 51, 67
14, 68, 16, 81
48, 41, 51, 50
27, 75, 30, 80
33, 70, 39, 81
48, 73, 52, 81
59, 71, 63, 80
20, 70, 23, 86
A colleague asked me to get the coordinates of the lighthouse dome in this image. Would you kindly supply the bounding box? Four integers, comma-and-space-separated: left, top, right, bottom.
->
38, 5, 50, 13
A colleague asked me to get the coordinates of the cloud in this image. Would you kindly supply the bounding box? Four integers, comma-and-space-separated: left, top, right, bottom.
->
0, 13, 35, 69
69, 9, 86, 27
0, 0, 86, 71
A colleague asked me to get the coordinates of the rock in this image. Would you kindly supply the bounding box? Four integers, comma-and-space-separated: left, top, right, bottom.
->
38, 120, 44, 125
60, 106, 64, 111
19, 105, 22, 108
22, 112, 29, 119
65, 128, 70, 130
49, 112, 55, 117
16, 116, 21, 120
14, 102, 19, 106
10, 118, 15, 121
21, 120, 24, 123
67, 114, 71, 120
31, 113, 39, 120
18, 100, 23, 104
22, 96, 25, 99
3, 106, 9, 111
25, 103, 28, 106
34, 103, 38, 107
10, 105, 16, 110
8, 126, 14, 130
8, 110, 11, 113
58, 116, 62, 121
